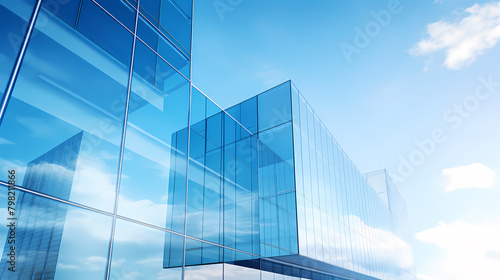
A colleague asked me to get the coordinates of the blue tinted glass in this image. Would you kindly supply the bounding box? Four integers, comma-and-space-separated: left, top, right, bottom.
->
240, 96, 258, 134
156, 49, 189, 90
0, 0, 35, 103
259, 122, 294, 166
227, 104, 243, 140
0, 8, 129, 211
94, 0, 135, 30
0, 188, 112, 279
174, 0, 192, 15
133, 40, 156, 84
118, 69, 189, 228
140, 0, 160, 22
42, 0, 80, 27
291, 83, 300, 127
191, 86, 207, 124
77, 0, 133, 66
224, 113, 236, 146
258, 81, 292, 132
159, 0, 191, 53
110, 219, 185, 277
185, 264, 222, 280
207, 112, 222, 149
137, 15, 159, 51
158, 36, 190, 77
185, 238, 203, 266
186, 133, 205, 238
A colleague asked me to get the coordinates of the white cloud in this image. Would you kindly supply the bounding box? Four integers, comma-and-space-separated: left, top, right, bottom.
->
442, 163, 496, 192
415, 220, 500, 280
411, 2, 500, 69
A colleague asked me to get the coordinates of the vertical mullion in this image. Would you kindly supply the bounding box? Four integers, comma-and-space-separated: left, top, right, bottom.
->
104, 0, 140, 279
0, 0, 43, 125
182, 83, 192, 279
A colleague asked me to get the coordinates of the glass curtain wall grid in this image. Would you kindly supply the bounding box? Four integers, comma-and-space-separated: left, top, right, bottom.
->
0, 0, 416, 279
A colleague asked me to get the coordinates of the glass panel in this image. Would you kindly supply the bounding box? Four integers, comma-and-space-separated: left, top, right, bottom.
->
224, 263, 260, 280
0, 188, 112, 279
140, 0, 161, 23
185, 263, 223, 280
299, 95, 308, 136
258, 81, 292, 132
77, 0, 133, 66
240, 96, 258, 134
42, 0, 80, 28
174, 0, 192, 16
0, 7, 130, 211
117, 64, 189, 229
157, 35, 190, 78
185, 238, 224, 266
297, 194, 307, 256
306, 105, 314, 145
137, 14, 159, 51
259, 122, 294, 166
291, 83, 300, 127
0, 0, 36, 104
110, 218, 185, 278
94, 0, 135, 30
159, 0, 191, 54
133, 39, 156, 85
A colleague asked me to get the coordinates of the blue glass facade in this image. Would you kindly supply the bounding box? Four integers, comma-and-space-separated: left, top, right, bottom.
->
0, 0, 416, 279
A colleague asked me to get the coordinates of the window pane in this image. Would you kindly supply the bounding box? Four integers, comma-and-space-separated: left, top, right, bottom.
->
77, 0, 133, 66
185, 264, 222, 280
43, 0, 80, 27
240, 96, 258, 134
94, 0, 135, 30
133, 39, 156, 84
117, 70, 189, 230
140, 0, 160, 22
258, 81, 291, 132
0, 188, 112, 279
0, 8, 130, 211
0, 0, 36, 102
110, 218, 185, 278
158, 36, 190, 78
159, 0, 191, 54
174, 0, 192, 16
259, 122, 294, 166
137, 14, 159, 51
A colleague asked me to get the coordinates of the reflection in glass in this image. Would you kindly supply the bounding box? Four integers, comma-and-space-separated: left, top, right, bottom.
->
110, 218, 184, 279
0, 7, 129, 212
117, 67, 189, 229
258, 81, 292, 132
0, 188, 112, 279
0, 0, 36, 103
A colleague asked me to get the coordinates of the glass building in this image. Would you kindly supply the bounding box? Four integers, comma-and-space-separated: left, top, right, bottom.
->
0, 0, 416, 279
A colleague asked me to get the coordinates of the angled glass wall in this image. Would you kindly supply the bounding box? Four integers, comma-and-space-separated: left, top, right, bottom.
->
290, 83, 416, 280
226, 81, 299, 258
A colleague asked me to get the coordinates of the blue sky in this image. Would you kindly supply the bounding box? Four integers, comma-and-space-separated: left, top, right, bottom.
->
192, 0, 500, 279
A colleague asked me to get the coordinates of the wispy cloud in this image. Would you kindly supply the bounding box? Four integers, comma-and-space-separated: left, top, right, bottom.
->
442, 163, 496, 192
415, 220, 500, 280
411, 2, 500, 69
